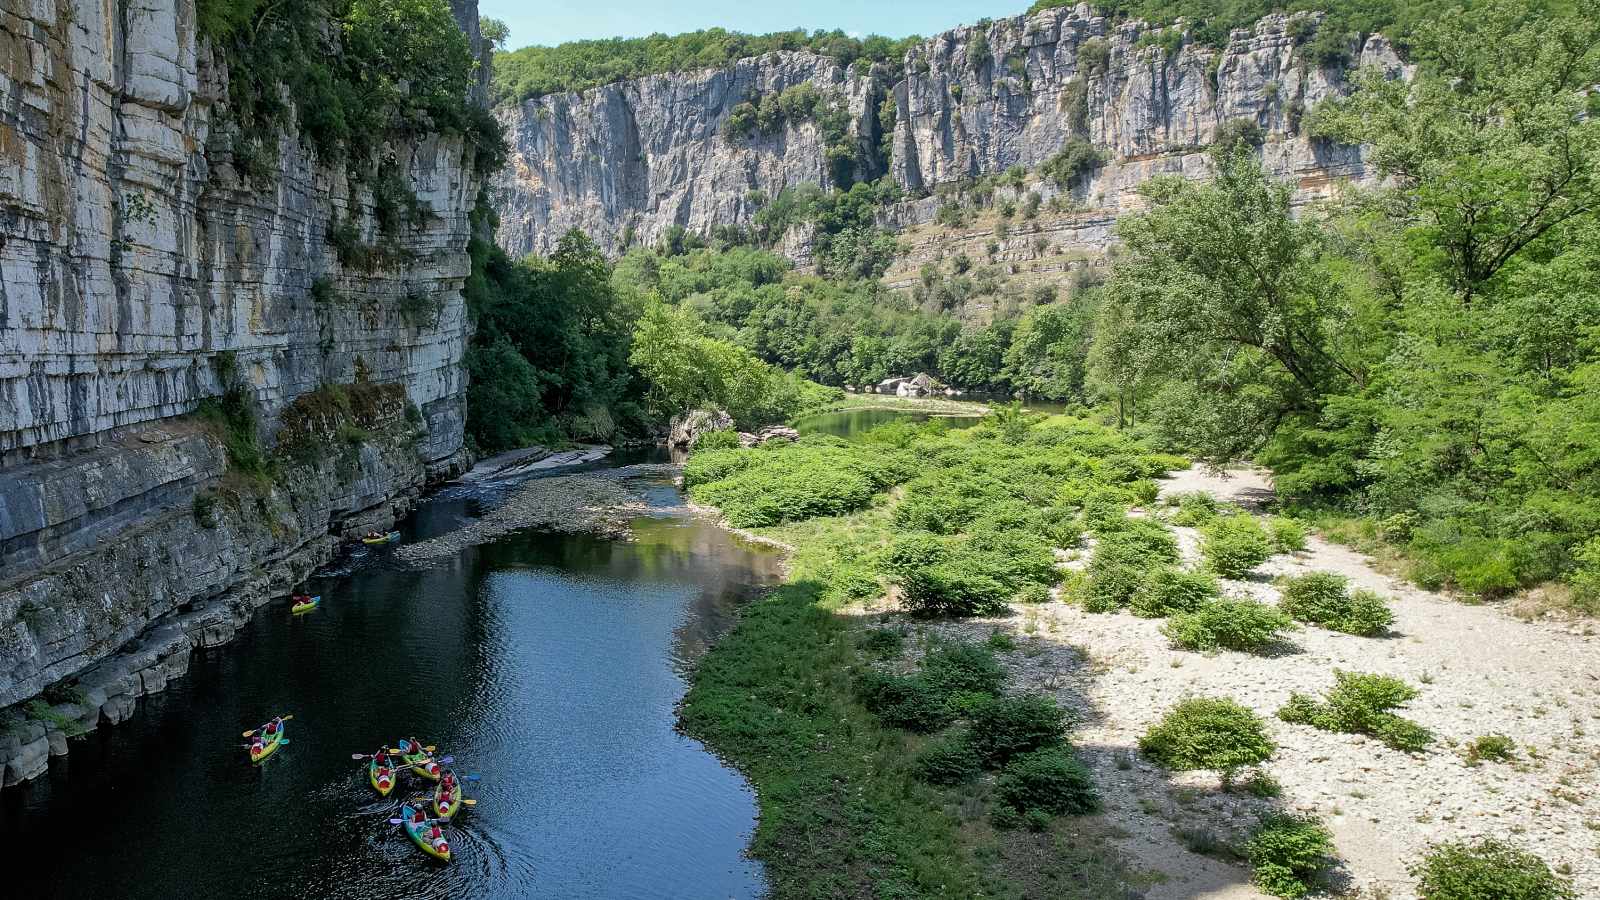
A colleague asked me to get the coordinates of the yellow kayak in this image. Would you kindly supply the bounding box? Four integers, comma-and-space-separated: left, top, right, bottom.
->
369, 756, 397, 796
361, 531, 400, 545
401, 802, 451, 862
398, 741, 440, 781
291, 596, 320, 614
432, 779, 464, 819
249, 723, 284, 763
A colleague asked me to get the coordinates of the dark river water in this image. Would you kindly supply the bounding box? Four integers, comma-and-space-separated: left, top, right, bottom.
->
0, 451, 782, 900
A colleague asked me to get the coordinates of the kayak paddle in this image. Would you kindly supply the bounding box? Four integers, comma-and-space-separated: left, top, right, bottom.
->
240, 714, 293, 737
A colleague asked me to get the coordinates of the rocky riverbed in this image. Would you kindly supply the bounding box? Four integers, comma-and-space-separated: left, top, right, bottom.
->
856, 468, 1599, 899
394, 466, 676, 565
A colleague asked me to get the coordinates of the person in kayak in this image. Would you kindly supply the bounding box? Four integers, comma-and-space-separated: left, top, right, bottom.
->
265, 717, 281, 736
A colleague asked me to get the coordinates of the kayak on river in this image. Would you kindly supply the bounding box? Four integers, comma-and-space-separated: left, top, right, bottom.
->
433, 770, 464, 819
248, 717, 286, 763
361, 531, 400, 545
369, 750, 397, 796
400, 802, 451, 862
290, 595, 320, 614
398, 739, 440, 780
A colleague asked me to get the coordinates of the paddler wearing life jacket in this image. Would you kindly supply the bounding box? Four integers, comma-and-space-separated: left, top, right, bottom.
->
430, 823, 448, 854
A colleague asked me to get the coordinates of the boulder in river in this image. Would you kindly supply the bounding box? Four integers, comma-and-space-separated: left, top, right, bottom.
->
670, 409, 734, 447
738, 426, 799, 448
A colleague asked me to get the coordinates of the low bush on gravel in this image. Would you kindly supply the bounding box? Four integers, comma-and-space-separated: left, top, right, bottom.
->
1129, 567, 1219, 617
1084, 561, 1145, 612
1410, 838, 1578, 900
1267, 516, 1308, 552
884, 530, 1060, 618
1277, 670, 1431, 751
1201, 514, 1276, 578
1247, 812, 1335, 898
993, 747, 1100, 815
1466, 735, 1516, 764
861, 628, 904, 657
1164, 598, 1296, 651
1276, 572, 1394, 635
1168, 491, 1222, 526
1139, 697, 1276, 784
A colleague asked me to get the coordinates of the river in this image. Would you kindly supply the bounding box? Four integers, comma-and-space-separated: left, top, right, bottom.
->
0, 450, 781, 900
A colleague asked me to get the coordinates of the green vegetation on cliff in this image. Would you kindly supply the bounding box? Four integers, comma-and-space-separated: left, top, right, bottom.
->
491, 29, 921, 105
199, 0, 505, 184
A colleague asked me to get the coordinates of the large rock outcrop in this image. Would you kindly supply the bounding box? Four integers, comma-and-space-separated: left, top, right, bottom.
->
492, 6, 1409, 260
0, 0, 492, 773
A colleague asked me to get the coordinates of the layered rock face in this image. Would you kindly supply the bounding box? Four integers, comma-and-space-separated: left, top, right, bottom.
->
493, 5, 1409, 261
495, 52, 880, 258
0, 0, 490, 782
887, 5, 1407, 224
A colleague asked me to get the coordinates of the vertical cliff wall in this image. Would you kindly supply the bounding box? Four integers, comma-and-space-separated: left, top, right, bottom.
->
0, 0, 491, 783
494, 52, 881, 258
491, 5, 1411, 261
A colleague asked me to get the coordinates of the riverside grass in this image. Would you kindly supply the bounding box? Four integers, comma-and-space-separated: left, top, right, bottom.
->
680, 414, 1178, 897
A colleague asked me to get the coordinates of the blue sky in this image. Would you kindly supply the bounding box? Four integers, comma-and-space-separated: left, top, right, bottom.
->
480, 0, 1036, 51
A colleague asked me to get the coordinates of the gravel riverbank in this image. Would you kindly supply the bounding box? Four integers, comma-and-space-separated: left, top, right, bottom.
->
395, 465, 677, 565
853, 468, 1599, 899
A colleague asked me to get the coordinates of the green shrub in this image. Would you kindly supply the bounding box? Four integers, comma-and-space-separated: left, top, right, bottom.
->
857, 672, 953, 733
1410, 838, 1577, 900
1023, 808, 1052, 832
1202, 515, 1275, 578
1276, 572, 1394, 636
1092, 518, 1179, 566
1247, 812, 1334, 898
694, 428, 741, 451
968, 695, 1069, 767
193, 495, 219, 529
914, 736, 983, 785
1084, 562, 1144, 612
1164, 599, 1295, 651
993, 748, 1100, 816
861, 628, 904, 657
1467, 735, 1515, 763
986, 630, 1016, 651
1169, 491, 1219, 526
1130, 567, 1219, 617
1139, 697, 1276, 780
1267, 516, 1309, 552
1277, 670, 1430, 751
1015, 583, 1053, 604
990, 804, 1023, 829
920, 641, 1006, 697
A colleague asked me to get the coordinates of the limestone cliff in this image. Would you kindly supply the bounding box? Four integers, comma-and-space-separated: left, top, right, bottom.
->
492, 5, 1410, 260
0, 0, 491, 784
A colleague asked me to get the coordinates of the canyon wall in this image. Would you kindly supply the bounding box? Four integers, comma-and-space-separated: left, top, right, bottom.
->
493, 5, 1410, 261
0, 0, 491, 783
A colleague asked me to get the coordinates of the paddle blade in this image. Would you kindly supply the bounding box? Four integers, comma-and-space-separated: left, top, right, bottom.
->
352, 754, 366, 759
438, 757, 453, 765
282, 715, 294, 721
241, 731, 254, 737
460, 800, 476, 805
277, 740, 290, 744
388, 818, 404, 824
463, 775, 481, 780
424, 746, 436, 752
